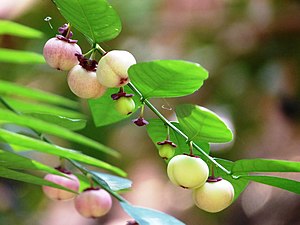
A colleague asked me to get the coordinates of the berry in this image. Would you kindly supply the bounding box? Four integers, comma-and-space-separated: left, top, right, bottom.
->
74, 188, 112, 218
42, 171, 79, 200
67, 65, 106, 99
43, 37, 82, 71
157, 140, 177, 160
97, 50, 136, 88
115, 97, 135, 115
167, 154, 209, 189
193, 178, 235, 213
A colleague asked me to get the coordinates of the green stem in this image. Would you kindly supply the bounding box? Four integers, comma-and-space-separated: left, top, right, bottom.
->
127, 82, 231, 175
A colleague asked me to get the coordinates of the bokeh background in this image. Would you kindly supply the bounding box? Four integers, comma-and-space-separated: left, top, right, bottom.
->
1, 0, 300, 224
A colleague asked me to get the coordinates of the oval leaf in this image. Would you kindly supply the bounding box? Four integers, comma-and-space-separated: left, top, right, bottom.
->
53, 0, 121, 43
129, 60, 208, 99
176, 104, 233, 143
121, 202, 185, 225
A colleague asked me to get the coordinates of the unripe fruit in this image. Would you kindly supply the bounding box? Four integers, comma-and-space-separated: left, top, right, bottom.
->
167, 154, 209, 189
159, 144, 176, 160
67, 65, 106, 99
42, 172, 79, 200
97, 50, 136, 88
115, 97, 135, 115
43, 37, 82, 71
193, 178, 235, 213
74, 188, 112, 218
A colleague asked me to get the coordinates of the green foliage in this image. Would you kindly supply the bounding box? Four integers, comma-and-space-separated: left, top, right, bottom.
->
52, 0, 121, 43
0, 20, 43, 38
129, 60, 208, 99
176, 104, 233, 143
89, 86, 140, 126
0, 48, 45, 64
91, 171, 132, 191
121, 202, 185, 225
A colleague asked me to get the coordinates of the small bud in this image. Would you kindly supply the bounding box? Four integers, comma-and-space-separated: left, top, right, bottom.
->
74, 188, 112, 218
115, 97, 136, 115
97, 50, 136, 88
157, 140, 177, 160
167, 154, 209, 189
43, 37, 82, 71
42, 169, 79, 201
193, 178, 234, 213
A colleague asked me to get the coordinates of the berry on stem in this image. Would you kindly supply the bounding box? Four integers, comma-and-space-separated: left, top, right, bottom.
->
193, 177, 234, 213
97, 50, 136, 88
157, 140, 177, 160
111, 88, 135, 115
167, 154, 209, 189
74, 187, 112, 218
42, 167, 79, 201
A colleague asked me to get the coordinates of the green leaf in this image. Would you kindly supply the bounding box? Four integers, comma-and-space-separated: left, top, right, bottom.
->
0, 149, 63, 175
120, 202, 185, 225
0, 166, 76, 193
214, 158, 249, 201
91, 171, 132, 191
0, 129, 126, 177
240, 175, 300, 194
0, 80, 79, 109
0, 108, 119, 157
0, 20, 43, 38
52, 0, 121, 43
232, 158, 300, 173
3, 97, 84, 119
89, 86, 140, 127
146, 119, 210, 160
176, 104, 233, 143
24, 113, 87, 131
0, 48, 45, 64
129, 60, 208, 99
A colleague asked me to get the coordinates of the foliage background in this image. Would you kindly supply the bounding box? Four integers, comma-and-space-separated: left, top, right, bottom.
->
1, 0, 300, 224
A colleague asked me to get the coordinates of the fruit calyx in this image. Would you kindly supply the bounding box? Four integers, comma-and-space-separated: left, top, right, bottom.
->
132, 117, 149, 126
83, 187, 100, 192
75, 54, 98, 72
56, 23, 78, 43
207, 176, 223, 182
126, 220, 139, 225
55, 166, 72, 175
157, 140, 177, 147
111, 88, 134, 100
183, 153, 200, 158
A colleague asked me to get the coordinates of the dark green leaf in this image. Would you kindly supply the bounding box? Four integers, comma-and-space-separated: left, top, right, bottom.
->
0, 48, 45, 64
176, 104, 233, 143
0, 166, 76, 193
232, 158, 300, 173
91, 171, 132, 191
0, 20, 43, 38
129, 60, 208, 99
0, 108, 118, 157
89, 86, 140, 127
120, 202, 185, 225
25, 113, 87, 131
214, 158, 249, 201
53, 0, 121, 43
0, 129, 126, 177
0, 149, 62, 175
240, 175, 300, 194
0, 80, 79, 109
146, 119, 209, 161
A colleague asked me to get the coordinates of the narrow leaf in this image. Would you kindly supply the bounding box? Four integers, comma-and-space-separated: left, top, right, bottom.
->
240, 175, 300, 194
0, 20, 43, 38
0, 129, 126, 177
0, 108, 119, 157
120, 202, 185, 225
176, 104, 233, 143
0, 80, 79, 109
232, 158, 300, 173
0, 48, 45, 64
129, 60, 208, 99
53, 0, 121, 43
91, 171, 132, 191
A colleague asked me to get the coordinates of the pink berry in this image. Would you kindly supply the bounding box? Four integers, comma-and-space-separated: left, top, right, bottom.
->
74, 188, 112, 218
67, 65, 106, 99
43, 37, 82, 71
42, 172, 79, 200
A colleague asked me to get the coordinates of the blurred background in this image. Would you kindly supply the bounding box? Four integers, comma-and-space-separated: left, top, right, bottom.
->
1, 0, 300, 224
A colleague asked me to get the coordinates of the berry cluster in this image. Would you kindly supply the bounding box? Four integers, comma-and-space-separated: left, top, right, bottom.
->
43, 167, 112, 218
43, 24, 136, 115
